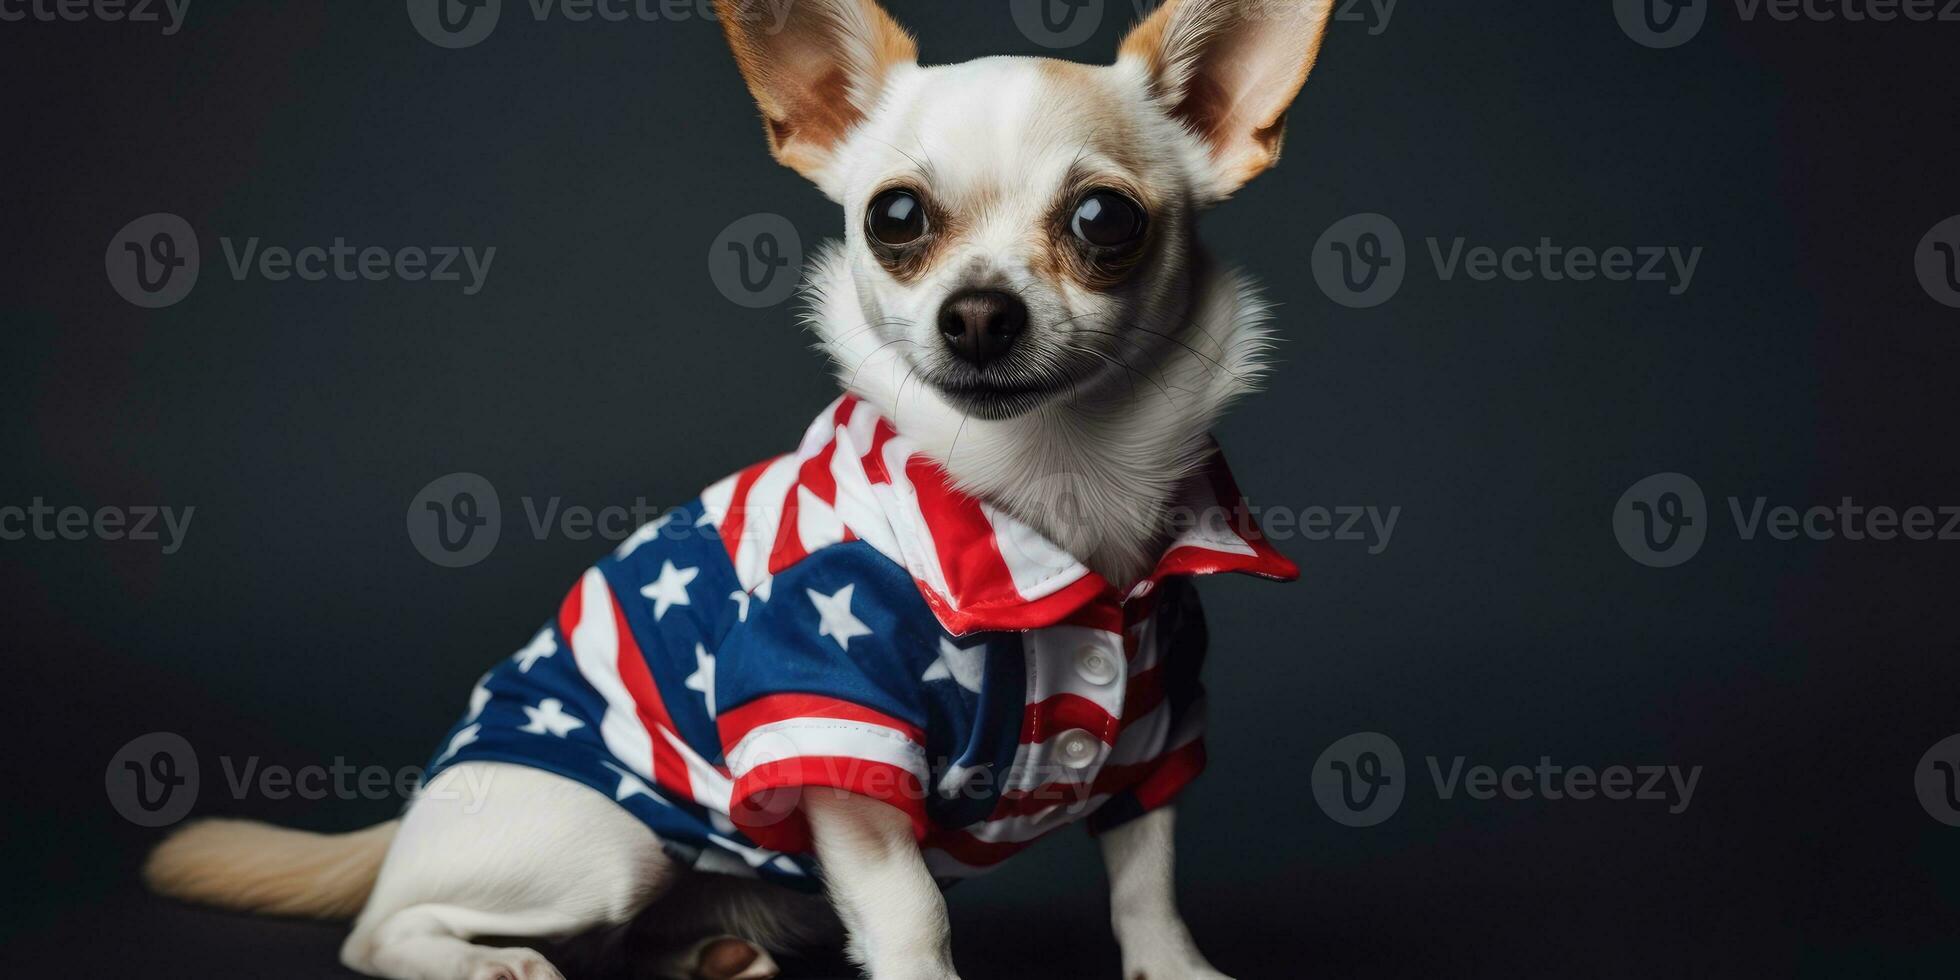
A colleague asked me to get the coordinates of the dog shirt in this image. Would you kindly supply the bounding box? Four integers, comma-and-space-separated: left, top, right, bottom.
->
425, 396, 1295, 889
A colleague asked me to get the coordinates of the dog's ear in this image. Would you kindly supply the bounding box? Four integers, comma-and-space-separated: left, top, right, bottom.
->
1120, 0, 1334, 200
714, 0, 917, 199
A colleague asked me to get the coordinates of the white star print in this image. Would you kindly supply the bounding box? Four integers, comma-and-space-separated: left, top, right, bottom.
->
922, 638, 987, 694
639, 560, 699, 621
807, 583, 872, 651
684, 643, 717, 718
937, 761, 985, 797
601, 762, 669, 805
517, 698, 586, 738
727, 579, 771, 622
613, 513, 675, 560
466, 675, 492, 721
434, 724, 480, 765
706, 833, 803, 876
513, 628, 557, 673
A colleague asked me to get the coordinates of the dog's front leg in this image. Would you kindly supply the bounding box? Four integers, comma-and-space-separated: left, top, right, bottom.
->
805, 792, 960, 980
1101, 807, 1232, 980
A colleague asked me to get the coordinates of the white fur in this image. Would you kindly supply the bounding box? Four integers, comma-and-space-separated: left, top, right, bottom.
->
804, 53, 1280, 584
343, 763, 826, 980
1102, 807, 1235, 979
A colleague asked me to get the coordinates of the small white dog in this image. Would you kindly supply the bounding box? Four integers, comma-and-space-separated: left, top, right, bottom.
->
146, 2, 1335, 978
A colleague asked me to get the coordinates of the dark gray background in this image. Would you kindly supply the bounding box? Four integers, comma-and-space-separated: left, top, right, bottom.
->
4, 0, 1959, 976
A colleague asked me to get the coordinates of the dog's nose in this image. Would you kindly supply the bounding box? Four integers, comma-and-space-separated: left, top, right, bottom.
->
937, 290, 1028, 366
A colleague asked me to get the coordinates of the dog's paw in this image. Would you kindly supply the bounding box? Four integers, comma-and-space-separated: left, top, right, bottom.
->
467, 947, 565, 980
1119, 942, 1234, 980
696, 936, 780, 980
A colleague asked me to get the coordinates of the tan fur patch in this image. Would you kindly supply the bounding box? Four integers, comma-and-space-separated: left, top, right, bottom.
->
715, 0, 918, 178
1118, 0, 1178, 86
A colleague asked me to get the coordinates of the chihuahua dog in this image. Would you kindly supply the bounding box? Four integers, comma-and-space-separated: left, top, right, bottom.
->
145, 1, 1334, 978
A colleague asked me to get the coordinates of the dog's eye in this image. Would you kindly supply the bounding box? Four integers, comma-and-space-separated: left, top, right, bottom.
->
1070, 191, 1146, 249
867, 189, 927, 246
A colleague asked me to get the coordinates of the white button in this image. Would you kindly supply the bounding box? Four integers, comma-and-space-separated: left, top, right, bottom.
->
1057, 729, 1100, 770
1074, 646, 1118, 686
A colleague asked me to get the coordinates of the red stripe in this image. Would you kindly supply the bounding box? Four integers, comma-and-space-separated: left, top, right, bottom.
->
991, 781, 1097, 819
920, 570, 1108, 636
718, 693, 927, 749
1150, 456, 1298, 582
555, 578, 584, 638
907, 458, 1023, 611
1123, 667, 1167, 726
729, 756, 928, 853
992, 736, 1199, 821
1131, 739, 1207, 812
768, 486, 807, 572
1058, 599, 1125, 634
715, 458, 774, 562
1021, 693, 1122, 746
860, 420, 899, 485
800, 437, 840, 505
605, 583, 695, 798
766, 438, 846, 574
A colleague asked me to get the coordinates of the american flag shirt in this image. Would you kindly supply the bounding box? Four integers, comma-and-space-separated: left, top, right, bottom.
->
425, 396, 1296, 888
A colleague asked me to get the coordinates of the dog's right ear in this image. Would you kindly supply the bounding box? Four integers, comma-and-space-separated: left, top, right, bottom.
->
714, 0, 917, 200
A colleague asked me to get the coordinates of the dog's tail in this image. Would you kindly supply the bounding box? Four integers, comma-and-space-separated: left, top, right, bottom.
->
143, 818, 398, 920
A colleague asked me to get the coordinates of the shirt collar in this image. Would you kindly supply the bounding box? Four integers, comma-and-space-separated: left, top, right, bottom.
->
705, 397, 1297, 636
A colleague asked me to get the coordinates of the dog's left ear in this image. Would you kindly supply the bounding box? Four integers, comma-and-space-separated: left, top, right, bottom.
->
714, 0, 917, 200
1120, 0, 1334, 201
